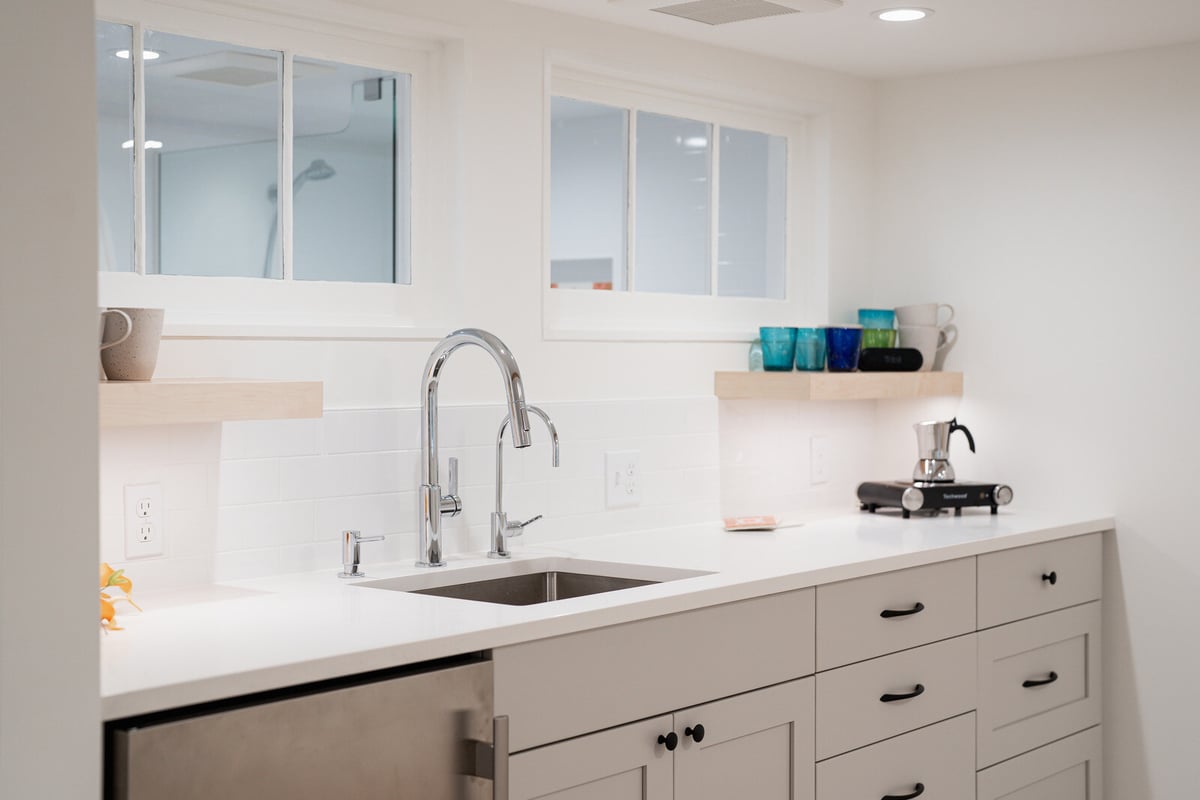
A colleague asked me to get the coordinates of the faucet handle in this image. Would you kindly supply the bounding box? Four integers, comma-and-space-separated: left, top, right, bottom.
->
506, 514, 543, 537
447, 456, 459, 496
439, 456, 462, 517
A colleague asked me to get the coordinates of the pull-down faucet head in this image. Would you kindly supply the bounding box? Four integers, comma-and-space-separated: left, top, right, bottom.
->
418, 328, 531, 567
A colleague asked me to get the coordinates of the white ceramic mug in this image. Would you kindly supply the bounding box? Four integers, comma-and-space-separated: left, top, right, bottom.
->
101, 307, 165, 381
895, 303, 955, 328
898, 325, 939, 372
933, 323, 958, 371
98, 308, 132, 380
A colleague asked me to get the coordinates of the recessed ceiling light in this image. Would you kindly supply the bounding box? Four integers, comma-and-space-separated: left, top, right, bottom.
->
121, 140, 164, 150
873, 7, 932, 22
115, 49, 161, 60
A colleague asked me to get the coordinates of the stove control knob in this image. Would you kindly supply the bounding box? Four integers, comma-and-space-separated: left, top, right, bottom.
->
901, 487, 925, 512
993, 485, 1014, 506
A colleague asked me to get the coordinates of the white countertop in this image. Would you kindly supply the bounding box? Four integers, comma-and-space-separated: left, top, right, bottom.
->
101, 509, 1113, 721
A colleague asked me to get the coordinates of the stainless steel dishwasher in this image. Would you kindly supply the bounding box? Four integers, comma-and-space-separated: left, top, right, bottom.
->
107, 657, 507, 800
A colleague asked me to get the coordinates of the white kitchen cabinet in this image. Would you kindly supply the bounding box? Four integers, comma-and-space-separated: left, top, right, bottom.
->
675, 679, 815, 800
511, 679, 814, 800
816, 713, 976, 800
977, 727, 1101, 800
495, 588, 814, 751
977, 533, 1101, 629
509, 715, 674, 800
977, 601, 1102, 767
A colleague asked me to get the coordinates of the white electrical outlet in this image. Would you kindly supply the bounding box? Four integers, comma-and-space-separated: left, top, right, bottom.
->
124, 483, 164, 558
605, 450, 642, 508
810, 436, 831, 485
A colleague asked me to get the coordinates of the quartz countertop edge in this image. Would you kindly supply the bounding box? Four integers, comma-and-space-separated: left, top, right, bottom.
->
101, 510, 1114, 721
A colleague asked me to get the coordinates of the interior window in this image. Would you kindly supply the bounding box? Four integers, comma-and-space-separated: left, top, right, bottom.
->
95, 23, 413, 285
549, 95, 789, 300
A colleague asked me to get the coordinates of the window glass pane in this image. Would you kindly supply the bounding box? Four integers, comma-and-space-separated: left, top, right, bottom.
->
635, 112, 711, 295
96, 21, 134, 272
293, 60, 409, 284
549, 97, 628, 291
718, 127, 787, 299
144, 31, 281, 278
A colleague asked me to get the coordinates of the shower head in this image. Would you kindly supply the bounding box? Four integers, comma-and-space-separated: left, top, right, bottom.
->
299, 159, 335, 182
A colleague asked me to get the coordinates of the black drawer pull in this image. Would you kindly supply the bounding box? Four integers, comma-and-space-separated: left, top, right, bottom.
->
880, 684, 925, 703
657, 732, 678, 751
684, 724, 705, 743
1022, 671, 1059, 689
880, 602, 925, 619
1042, 571, 1058, 585
882, 783, 925, 800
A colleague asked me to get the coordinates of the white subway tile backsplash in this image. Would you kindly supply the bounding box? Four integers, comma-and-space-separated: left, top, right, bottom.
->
101, 398, 726, 585
218, 459, 280, 506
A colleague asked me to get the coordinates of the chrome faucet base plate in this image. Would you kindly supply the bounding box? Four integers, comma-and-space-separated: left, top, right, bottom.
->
416, 560, 447, 568
487, 551, 512, 560
338, 570, 367, 579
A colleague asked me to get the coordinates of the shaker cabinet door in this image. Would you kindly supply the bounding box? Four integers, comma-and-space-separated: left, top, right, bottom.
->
674, 678, 815, 800
509, 715, 674, 800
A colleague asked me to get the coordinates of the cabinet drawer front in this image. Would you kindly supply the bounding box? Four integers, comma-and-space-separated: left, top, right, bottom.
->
817, 558, 975, 670
816, 635, 976, 760
496, 589, 815, 751
509, 715, 674, 800
978, 602, 1102, 767
817, 713, 975, 800
978, 534, 1101, 629
977, 726, 1102, 800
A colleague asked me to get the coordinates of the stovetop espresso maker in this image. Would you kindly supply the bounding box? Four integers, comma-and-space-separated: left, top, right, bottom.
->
913, 417, 975, 483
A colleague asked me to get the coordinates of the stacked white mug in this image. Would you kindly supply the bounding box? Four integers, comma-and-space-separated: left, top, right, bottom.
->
896, 303, 957, 372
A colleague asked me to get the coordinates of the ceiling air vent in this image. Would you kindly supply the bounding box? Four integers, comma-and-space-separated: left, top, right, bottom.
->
625, 0, 840, 26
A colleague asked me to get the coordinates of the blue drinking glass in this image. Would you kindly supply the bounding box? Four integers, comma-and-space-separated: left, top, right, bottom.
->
794, 328, 826, 371
857, 309, 897, 330
759, 327, 798, 371
825, 326, 863, 372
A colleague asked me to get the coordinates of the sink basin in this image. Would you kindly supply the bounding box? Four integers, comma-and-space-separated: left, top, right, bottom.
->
356, 557, 708, 606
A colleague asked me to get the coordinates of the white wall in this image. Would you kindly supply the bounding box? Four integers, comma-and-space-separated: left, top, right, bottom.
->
0, 0, 100, 796
873, 42, 1200, 798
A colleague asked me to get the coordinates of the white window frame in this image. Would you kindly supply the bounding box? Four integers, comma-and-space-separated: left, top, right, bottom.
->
96, 0, 455, 340
544, 62, 826, 342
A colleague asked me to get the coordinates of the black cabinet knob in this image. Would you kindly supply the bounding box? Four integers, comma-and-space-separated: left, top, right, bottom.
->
657, 732, 678, 751
684, 724, 705, 743
882, 783, 925, 800
1042, 571, 1058, 585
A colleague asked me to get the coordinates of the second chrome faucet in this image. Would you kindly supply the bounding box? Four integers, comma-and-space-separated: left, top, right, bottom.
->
490, 406, 559, 558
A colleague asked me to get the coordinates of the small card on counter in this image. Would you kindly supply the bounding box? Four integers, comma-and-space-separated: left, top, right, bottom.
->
723, 515, 781, 532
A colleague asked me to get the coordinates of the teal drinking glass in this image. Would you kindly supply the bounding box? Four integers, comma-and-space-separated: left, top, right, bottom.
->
759, 327, 798, 371
794, 327, 826, 371
858, 308, 896, 329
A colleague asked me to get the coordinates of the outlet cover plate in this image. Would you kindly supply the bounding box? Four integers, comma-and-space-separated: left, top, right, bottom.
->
124, 482, 164, 559
605, 450, 642, 508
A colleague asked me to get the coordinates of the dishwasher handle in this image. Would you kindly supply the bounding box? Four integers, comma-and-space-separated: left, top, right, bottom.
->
473, 715, 509, 799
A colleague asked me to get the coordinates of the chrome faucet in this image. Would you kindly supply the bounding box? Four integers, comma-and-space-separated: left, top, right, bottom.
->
490, 406, 559, 559
339, 530, 384, 578
418, 329, 531, 567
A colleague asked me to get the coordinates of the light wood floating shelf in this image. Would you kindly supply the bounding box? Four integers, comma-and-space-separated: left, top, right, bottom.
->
99, 379, 323, 427
714, 371, 963, 401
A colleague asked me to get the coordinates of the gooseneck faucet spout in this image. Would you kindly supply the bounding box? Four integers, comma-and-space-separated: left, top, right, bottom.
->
418, 329, 531, 567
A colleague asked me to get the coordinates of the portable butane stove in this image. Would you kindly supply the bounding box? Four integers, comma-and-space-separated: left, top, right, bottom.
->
858, 417, 1013, 518
857, 480, 1013, 518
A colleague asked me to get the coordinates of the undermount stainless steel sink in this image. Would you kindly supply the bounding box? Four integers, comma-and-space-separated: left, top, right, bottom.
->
355, 557, 708, 606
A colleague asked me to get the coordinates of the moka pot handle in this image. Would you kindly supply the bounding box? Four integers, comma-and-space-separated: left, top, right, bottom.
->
949, 418, 976, 453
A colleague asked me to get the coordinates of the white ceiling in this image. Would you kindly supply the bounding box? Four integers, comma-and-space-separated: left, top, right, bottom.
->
514, 0, 1200, 78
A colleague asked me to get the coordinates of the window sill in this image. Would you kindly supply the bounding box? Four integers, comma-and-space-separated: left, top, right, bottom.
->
163, 314, 448, 341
